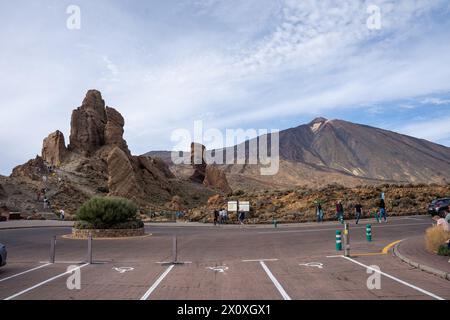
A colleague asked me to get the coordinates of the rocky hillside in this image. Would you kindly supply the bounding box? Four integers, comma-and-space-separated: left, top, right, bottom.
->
188, 183, 450, 224
0, 90, 231, 216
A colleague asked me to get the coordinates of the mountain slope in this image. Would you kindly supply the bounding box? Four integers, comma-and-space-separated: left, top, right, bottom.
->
145, 118, 450, 189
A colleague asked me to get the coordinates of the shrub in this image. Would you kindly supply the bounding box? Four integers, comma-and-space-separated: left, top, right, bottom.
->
425, 226, 450, 253
437, 244, 450, 256
75, 197, 139, 229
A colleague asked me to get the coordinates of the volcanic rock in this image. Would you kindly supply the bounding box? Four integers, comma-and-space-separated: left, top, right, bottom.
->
189, 142, 207, 183
204, 165, 232, 195
42, 130, 67, 166
107, 147, 142, 200
68, 90, 107, 156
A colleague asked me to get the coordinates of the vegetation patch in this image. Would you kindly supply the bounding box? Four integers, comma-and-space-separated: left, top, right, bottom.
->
75, 197, 142, 229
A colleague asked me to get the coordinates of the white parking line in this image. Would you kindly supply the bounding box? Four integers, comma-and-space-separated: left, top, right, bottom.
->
242, 259, 279, 262
342, 256, 445, 301
140, 264, 175, 300
259, 261, 291, 300
0, 263, 52, 283
4, 263, 89, 301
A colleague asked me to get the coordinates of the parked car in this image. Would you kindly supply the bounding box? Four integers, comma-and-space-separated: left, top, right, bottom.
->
0, 243, 6, 267
428, 198, 450, 217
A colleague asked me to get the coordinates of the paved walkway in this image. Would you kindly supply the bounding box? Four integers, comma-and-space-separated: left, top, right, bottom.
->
395, 235, 450, 274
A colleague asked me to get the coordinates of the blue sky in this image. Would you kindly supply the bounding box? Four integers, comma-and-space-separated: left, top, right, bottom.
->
1, 0, 450, 175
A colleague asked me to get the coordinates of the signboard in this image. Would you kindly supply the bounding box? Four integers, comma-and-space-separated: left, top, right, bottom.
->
227, 201, 238, 212
239, 201, 250, 212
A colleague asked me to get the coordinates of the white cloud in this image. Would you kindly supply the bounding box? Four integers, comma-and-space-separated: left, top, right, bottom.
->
398, 116, 450, 144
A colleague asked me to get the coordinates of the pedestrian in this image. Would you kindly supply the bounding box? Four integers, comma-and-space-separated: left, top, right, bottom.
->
379, 198, 387, 223
355, 202, 363, 224
213, 210, 219, 226
218, 209, 224, 225
336, 201, 344, 224
316, 203, 324, 223
43, 197, 48, 209
60, 209, 65, 221
238, 211, 245, 225
223, 209, 229, 224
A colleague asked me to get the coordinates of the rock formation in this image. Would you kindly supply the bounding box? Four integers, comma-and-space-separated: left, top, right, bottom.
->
42, 130, 67, 166
189, 142, 232, 194
2, 89, 218, 214
204, 165, 233, 195
107, 147, 142, 200
189, 142, 207, 183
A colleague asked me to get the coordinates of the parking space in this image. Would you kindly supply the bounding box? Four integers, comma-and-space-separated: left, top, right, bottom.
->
0, 217, 448, 300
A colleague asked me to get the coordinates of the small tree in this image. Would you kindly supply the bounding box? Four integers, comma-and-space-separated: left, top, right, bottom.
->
76, 197, 139, 229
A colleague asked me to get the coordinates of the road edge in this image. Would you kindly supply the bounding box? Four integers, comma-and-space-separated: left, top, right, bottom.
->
393, 241, 450, 281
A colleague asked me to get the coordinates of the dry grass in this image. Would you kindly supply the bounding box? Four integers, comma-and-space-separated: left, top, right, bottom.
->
425, 226, 450, 253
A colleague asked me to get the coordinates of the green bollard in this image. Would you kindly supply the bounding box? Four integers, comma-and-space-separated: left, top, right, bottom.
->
336, 230, 342, 251
366, 224, 372, 242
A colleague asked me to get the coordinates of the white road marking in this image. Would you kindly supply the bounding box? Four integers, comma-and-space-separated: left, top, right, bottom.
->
207, 266, 229, 273
342, 256, 445, 301
140, 265, 175, 300
113, 267, 134, 273
242, 259, 279, 262
326, 255, 344, 258
0, 263, 52, 283
258, 222, 430, 234
4, 263, 89, 300
259, 261, 291, 300
299, 262, 323, 269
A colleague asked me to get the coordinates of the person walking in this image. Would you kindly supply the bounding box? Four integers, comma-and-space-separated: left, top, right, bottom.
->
336, 201, 344, 224
316, 203, 324, 223
43, 197, 48, 209
213, 210, 219, 226
238, 211, 245, 225
379, 198, 387, 223
355, 202, 363, 224
60, 209, 65, 221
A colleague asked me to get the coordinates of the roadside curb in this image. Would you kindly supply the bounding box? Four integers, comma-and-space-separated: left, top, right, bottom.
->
0, 224, 74, 231
393, 241, 450, 281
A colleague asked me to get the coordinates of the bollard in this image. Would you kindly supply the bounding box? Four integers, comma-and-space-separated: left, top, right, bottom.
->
336, 230, 342, 251
49, 235, 56, 263
344, 223, 350, 257
366, 224, 372, 242
172, 236, 178, 263
87, 233, 93, 264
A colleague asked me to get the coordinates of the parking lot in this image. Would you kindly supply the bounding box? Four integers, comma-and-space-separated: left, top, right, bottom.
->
1, 216, 449, 300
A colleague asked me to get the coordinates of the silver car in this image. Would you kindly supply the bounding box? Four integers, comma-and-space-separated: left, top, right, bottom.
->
0, 243, 6, 267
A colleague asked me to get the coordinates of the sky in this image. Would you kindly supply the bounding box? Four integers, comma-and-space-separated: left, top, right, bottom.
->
1, 0, 450, 175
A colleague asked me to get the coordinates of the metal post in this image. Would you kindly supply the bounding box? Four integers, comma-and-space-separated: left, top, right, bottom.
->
336, 230, 342, 251
172, 236, 178, 263
50, 235, 56, 263
366, 224, 372, 242
87, 233, 93, 264
344, 223, 350, 257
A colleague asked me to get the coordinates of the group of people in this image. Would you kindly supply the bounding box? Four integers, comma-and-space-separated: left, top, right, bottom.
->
315, 197, 388, 224
213, 209, 246, 225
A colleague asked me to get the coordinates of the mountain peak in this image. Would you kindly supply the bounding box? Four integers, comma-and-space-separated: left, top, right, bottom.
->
309, 117, 328, 133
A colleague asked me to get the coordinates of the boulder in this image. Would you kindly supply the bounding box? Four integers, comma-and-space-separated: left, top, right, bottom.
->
204, 165, 233, 195
107, 147, 142, 200
42, 130, 67, 166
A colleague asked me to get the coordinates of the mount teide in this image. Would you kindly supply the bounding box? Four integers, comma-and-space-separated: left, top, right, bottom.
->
146, 118, 450, 190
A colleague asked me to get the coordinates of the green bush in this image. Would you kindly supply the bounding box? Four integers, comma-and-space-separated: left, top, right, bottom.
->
75, 197, 139, 229
437, 244, 450, 256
